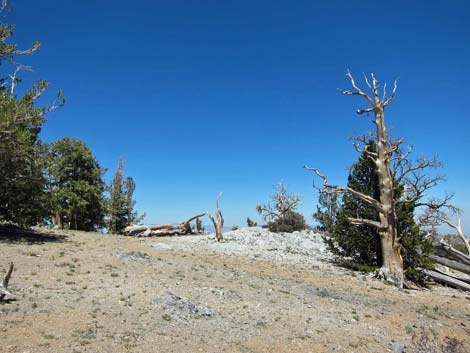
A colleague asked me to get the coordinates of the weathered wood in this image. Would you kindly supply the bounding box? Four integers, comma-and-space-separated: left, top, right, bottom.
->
429, 255, 470, 275
0, 262, 14, 300
124, 213, 206, 237
424, 269, 470, 292
433, 267, 470, 285
207, 192, 224, 241
124, 225, 150, 236
440, 218, 470, 255
434, 242, 470, 266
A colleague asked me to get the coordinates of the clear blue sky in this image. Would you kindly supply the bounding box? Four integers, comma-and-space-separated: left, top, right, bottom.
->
8, 0, 470, 231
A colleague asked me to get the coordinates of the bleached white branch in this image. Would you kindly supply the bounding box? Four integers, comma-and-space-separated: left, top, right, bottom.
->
304, 165, 384, 213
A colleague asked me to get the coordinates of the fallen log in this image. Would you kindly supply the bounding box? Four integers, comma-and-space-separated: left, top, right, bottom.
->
433, 241, 470, 266
124, 213, 206, 237
424, 269, 470, 292
433, 267, 470, 285
429, 255, 470, 276
0, 262, 14, 300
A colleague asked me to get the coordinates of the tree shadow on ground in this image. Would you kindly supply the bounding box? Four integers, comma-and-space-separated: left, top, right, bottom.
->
0, 224, 67, 244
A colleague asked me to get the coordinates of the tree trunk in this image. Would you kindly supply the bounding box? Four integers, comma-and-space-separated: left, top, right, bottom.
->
379, 226, 404, 287
207, 193, 224, 241
375, 107, 404, 288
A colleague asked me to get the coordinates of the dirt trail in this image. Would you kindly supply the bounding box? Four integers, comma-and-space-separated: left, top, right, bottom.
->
1, 229, 469, 352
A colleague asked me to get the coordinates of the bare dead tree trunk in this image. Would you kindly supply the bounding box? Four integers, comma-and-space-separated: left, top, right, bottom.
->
123, 213, 206, 236
207, 192, 224, 241
373, 104, 404, 287
256, 182, 301, 221
304, 71, 416, 288
0, 262, 14, 300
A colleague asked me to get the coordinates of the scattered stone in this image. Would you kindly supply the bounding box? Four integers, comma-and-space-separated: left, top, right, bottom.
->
151, 227, 331, 268
388, 342, 407, 353
154, 292, 215, 321
114, 251, 150, 262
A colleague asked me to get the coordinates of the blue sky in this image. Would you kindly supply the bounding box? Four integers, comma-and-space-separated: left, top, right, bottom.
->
7, 0, 470, 231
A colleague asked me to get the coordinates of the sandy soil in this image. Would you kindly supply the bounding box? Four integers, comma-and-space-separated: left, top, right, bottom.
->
0, 228, 469, 353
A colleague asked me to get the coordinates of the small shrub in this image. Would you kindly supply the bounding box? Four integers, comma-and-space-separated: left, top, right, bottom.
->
268, 211, 307, 233
231, 225, 238, 231
246, 217, 257, 227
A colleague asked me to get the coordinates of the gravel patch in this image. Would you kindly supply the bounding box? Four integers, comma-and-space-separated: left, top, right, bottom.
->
151, 227, 332, 268
154, 291, 215, 321
114, 250, 151, 262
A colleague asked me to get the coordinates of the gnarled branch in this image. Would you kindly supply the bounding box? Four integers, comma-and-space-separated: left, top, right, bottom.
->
0, 262, 14, 300
304, 165, 383, 213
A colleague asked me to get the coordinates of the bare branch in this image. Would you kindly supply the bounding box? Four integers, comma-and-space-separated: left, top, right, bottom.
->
348, 217, 386, 230
440, 217, 470, 255
339, 70, 375, 107
304, 165, 383, 213
0, 262, 14, 300
383, 80, 398, 107
0, 0, 8, 13
395, 156, 441, 186
356, 107, 374, 115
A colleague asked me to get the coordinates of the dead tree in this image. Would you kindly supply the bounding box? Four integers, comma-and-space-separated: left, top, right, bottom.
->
305, 71, 454, 289
207, 192, 224, 241
256, 182, 301, 221
440, 218, 469, 255
0, 262, 14, 300
196, 218, 204, 233
124, 213, 206, 236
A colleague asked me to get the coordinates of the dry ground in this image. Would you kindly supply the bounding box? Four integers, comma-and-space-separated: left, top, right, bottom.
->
0, 228, 469, 353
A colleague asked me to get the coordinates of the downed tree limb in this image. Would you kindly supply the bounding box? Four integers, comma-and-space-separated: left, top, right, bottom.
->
429, 255, 470, 276
440, 218, 470, 255
433, 241, 470, 266
0, 262, 14, 300
433, 267, 470, 285
423, 269, 470, 292
124, 213, 206, 237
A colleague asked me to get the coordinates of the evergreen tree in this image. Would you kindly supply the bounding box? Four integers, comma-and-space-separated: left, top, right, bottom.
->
313, 192, 339, 234
326, 141, 433, 282
0, 1, 64, 226
46, 138, 106, 231
326, 141, 382, 266
108, 158, 126, 233
108, 158, 143, 234
268, 211, 307, 233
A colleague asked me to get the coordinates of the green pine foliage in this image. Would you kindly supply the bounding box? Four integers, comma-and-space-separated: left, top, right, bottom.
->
325, 141, 382, 266
0, 2, 64, 226
268, 211, 307, 233
313, 192, 340, 234
326, 141, 433, 283
46, 138, 106, 231
108, 158, 143, 234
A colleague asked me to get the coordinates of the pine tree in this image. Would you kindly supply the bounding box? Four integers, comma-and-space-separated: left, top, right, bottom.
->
46, 138, 106, 231
313, 192, 339, 234
325, 141, 382, 266
326, 141, 433, 282
108, 158, 143, 234
108, 158, 127, 233
0, 1, 64, 226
